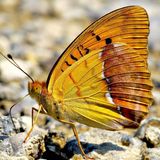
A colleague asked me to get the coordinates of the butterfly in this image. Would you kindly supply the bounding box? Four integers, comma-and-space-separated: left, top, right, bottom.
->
22, 5, 153, 159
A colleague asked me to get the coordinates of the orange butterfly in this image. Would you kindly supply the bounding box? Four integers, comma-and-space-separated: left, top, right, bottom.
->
5, 5, 153, 159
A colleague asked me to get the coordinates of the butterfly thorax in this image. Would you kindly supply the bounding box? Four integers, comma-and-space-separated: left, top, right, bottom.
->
28, 81, 60, 120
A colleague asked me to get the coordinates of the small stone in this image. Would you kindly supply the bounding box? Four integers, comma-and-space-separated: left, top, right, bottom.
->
0, 116, 24, 136
42, 131, 68, 159
24, 134, 46, 159
0, 151, 28, 160
145, 126, 160, 147
121, 135, 133, 146
20, 0, 50, 15
70, 154, 84, 160
146, 148, 160, 160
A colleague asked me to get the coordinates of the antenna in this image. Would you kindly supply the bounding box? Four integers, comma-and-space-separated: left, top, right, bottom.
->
9, 94, 29, 133
0, 52, 34, 132
0, 52, 34, 82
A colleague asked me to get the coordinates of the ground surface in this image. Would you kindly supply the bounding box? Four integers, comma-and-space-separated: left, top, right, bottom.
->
0, 1, 160, 160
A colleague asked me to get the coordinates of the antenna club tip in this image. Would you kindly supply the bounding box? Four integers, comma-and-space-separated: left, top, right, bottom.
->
7, 54, 12, 59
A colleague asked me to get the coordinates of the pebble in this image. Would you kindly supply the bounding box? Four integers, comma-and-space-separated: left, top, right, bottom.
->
146, 148, 160, 160
20, 0, 50, 16
145, 126, 160, 147
24, 134, 46, 159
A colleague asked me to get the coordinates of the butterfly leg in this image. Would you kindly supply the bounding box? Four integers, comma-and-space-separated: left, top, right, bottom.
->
23, 105, 42, 143
59, 119, 94, 160
31, 105, 48, 126
32, 107, 38, 126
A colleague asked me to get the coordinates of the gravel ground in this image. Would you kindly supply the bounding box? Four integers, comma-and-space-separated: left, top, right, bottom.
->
0, 0, 160, 159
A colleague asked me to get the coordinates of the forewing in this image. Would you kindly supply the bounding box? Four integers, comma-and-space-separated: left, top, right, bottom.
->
47, 6, 149, 92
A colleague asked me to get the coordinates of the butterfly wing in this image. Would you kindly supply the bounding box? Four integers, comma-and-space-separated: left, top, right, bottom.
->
52, 42, 152, 130
47, 6, 149, 92
47, 6, 152, 129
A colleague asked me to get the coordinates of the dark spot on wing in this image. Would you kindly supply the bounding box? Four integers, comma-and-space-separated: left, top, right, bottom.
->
85, 48, 90, 54
105, 38, 112, 44
96, 35, 101, 41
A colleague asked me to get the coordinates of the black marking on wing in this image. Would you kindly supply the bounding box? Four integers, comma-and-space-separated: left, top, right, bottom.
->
105, 38, 112, 44
96, 35, 101, 41
70, 54, 78, 61
65, 61, 71, 66
85, 48, 90, 54
77, 46, 83, 57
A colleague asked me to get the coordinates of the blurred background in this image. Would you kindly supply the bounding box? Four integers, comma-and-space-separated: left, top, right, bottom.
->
0, 0, 160, 132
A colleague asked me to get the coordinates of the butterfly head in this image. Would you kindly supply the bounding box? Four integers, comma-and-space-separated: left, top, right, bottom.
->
28, 81, 46, 102
28, 81, 60, 119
